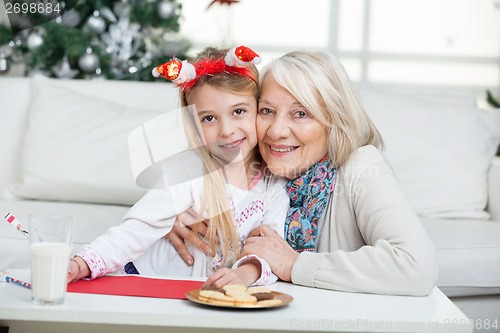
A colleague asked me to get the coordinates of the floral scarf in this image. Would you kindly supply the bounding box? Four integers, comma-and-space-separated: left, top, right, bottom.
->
285, 155, 336, 252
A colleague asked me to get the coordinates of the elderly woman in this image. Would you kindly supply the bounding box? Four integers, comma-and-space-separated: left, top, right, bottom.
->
168, 51, 438, 296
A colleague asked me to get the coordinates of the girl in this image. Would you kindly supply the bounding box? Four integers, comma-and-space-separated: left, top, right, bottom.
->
68, 46, 289, 287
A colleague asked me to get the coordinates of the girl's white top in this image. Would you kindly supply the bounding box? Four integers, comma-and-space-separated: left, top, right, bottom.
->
77, 159, 289, 285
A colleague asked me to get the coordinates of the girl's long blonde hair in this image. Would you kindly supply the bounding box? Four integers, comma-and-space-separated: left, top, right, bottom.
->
180, 47, 259, 264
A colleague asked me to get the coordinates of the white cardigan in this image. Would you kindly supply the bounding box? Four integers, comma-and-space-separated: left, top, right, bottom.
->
292, 145, 439, 296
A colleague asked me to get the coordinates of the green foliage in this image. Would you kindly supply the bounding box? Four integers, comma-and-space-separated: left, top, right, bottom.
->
0, 0, 188, 81
0, 25, 14, 45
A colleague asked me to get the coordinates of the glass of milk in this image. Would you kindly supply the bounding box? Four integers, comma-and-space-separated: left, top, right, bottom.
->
29, 213, 73, 305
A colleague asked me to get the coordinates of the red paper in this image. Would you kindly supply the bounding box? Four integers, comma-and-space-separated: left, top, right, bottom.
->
67, 275, 204, 300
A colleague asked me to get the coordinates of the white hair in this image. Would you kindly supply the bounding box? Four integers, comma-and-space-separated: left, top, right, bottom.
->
260, 51, 383, 167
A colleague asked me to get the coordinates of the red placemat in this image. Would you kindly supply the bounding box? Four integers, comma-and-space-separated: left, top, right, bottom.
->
67, 275, 204, 299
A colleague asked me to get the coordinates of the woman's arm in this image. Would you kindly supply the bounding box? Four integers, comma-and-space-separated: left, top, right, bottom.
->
243, 148, 438, 296
165, 210, 212, 266
292, 148, 438, 296
242, 226, 298, 281
166, 173, 290, 265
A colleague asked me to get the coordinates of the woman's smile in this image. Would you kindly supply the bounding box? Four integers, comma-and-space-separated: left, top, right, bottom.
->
267, 144, 298, 155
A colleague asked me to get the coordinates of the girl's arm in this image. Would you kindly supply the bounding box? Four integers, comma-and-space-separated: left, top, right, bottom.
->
70, 179, 198, 281
204, 259, 261, 287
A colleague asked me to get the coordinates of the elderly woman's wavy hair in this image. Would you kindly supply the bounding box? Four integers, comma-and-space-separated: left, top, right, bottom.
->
259, 51, 383, 167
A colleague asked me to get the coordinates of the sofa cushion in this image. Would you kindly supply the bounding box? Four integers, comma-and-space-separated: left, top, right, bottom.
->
359, 86, 500, 220
0, 78, 32, 194
0, 199, 129, 271
421, 218, 500, 297
5, 76, 172, 206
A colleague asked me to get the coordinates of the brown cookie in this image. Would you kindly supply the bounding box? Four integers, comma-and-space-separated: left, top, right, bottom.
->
252, 292, 274, 301
201, 285, 226, 294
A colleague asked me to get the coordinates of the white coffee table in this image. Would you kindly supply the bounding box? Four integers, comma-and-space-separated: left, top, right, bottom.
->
0, 269, 473, 333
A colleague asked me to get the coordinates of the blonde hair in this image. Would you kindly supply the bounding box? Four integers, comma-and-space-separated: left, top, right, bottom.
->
260, 51, 383, 167
179, 47, 259, 264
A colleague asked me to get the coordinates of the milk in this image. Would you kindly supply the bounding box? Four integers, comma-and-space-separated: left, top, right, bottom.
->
30, 242, 71, 305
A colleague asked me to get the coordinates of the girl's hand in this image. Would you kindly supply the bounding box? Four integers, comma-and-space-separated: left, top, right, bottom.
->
165, 208, 212, 266
242, 225, 299, 282
67, 256, 90, 283
204, 261, 261, 288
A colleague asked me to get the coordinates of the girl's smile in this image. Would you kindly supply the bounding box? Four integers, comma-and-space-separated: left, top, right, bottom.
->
218, 138, 246, 150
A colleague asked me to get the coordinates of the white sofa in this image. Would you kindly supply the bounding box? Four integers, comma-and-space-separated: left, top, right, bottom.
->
1, 76, 500, 331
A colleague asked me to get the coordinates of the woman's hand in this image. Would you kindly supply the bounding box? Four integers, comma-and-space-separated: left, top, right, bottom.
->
67, 256, 90, 283
165, 208, 212, 266
204, 261, 261, 288
242, 225, 299, 282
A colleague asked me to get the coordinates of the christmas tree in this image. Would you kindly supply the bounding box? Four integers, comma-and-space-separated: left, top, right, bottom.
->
0, 0, 190, 81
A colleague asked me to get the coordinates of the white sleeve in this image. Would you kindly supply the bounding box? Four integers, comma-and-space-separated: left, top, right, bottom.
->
88, 178, 199, 275
231, 254, 278, 286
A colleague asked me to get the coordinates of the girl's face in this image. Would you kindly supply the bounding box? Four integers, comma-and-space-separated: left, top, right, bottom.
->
257, 75, 328, 179
189, 84, 258, 165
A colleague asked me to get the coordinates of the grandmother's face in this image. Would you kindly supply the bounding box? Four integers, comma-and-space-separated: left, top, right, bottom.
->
257, 75, 328, 179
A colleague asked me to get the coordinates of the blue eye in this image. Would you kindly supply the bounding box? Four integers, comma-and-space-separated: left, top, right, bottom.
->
293, 110, 308, 118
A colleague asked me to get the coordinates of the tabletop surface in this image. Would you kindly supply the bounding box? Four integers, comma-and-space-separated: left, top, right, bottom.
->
0, 269, 473, 333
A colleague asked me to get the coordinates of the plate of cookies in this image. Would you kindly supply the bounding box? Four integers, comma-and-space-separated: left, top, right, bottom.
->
185, 284, 293, 309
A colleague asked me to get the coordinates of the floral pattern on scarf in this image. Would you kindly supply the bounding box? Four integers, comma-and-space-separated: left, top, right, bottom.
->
285, 155, 336, 252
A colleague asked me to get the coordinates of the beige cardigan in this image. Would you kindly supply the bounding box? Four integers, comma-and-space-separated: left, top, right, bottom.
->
291, 145, 438, 296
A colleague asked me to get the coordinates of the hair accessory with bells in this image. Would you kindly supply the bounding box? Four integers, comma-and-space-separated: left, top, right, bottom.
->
151, 59, 196, 85
152, 45, 260, 92
224, 46, 262, 67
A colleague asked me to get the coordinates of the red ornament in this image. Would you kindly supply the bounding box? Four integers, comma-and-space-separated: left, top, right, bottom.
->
157, 59, 182, 80
234, 46, 259, 63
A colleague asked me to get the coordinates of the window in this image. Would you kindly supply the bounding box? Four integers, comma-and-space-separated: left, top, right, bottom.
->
179, 0, 500, 94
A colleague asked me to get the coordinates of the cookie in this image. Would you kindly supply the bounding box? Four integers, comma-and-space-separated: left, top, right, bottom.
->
247, 286, 272, 294
201, 285, 226, 294
206, 298, 237, 306
232, 293, 257, 305
199, 290, 235, 304
252, 292, 274, 301
197, 284, 281, 307
222, 284, 247, 296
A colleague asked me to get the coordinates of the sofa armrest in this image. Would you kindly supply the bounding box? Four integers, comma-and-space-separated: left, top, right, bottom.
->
488, 156, 500, 222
